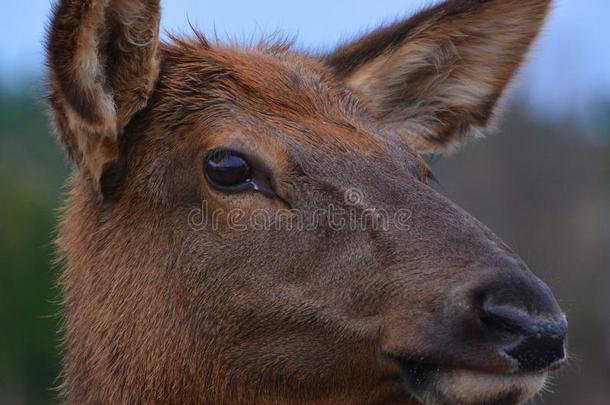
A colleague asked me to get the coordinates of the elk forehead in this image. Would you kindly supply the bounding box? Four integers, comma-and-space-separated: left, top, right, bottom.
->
156, 40, 407, 159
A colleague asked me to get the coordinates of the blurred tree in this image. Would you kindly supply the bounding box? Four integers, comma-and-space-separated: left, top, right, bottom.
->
0, 85, 66, 404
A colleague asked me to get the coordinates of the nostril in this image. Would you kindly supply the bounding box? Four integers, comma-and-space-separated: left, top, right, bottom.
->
478, 304, 568, 371
479, 305, 536, 337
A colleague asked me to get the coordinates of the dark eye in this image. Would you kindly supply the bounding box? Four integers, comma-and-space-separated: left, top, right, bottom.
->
205, 149, 252, 190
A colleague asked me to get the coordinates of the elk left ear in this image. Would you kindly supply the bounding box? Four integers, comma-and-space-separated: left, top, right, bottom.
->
325, 0, 552, 153
46, 0, 161, 197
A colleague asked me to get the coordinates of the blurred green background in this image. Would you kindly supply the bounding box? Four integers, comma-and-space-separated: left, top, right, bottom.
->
0, 83, 66, 403
1, 1, 609, 404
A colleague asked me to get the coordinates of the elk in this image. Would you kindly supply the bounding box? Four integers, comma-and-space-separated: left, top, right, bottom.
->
46, 0, 567, 404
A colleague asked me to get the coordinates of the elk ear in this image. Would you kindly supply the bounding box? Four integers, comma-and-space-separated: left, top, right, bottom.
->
46, 0, 161, 196
326, 0, 552, 153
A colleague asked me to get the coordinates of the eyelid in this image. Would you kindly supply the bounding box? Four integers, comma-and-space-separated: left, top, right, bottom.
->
209, 146, 273, 179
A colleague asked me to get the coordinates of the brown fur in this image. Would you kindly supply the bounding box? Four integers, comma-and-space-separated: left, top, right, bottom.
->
46, 1, 562, 404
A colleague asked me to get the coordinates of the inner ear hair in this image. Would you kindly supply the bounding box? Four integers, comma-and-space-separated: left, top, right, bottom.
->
325, 0, 553, 153
46, 0, 161, 198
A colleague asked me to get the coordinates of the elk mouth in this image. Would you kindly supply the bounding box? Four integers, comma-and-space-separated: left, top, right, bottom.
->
397, 358, 548, 405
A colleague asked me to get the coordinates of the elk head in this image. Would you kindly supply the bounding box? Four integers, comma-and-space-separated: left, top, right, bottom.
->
47, 0, 566, 404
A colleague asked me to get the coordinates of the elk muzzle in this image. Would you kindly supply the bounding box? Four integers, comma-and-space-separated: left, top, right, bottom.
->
392, 264, 567, 405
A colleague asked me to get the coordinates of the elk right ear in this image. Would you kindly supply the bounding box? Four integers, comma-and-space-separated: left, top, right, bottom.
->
46, 0, 161, 197
325, 0, 551, 153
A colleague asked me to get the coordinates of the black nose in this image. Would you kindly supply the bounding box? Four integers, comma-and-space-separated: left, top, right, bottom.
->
479, 304, 568, 371
457, 264, 569, 372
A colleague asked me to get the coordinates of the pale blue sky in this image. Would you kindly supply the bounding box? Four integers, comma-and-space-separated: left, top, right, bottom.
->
1, 0, 609, 121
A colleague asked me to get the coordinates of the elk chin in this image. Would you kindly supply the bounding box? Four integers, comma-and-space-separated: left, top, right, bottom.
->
400, 360, 547, 405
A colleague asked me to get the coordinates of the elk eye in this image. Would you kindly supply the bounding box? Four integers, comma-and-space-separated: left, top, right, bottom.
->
205, 149, 252, 190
